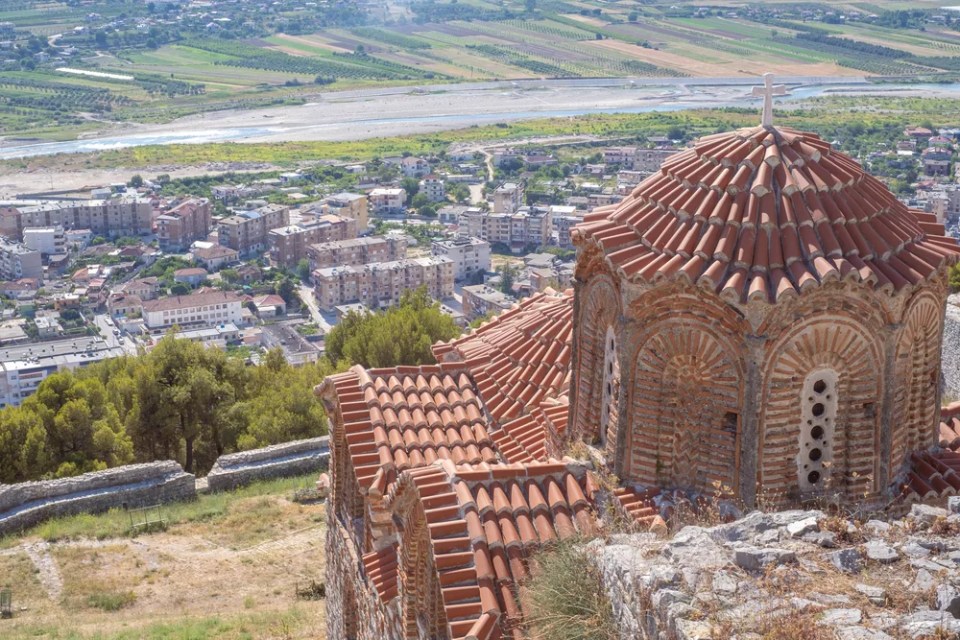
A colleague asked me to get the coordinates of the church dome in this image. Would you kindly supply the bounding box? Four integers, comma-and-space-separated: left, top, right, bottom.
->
574, 125, 959, 303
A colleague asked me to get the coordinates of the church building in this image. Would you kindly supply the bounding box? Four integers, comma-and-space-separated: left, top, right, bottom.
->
317, 86, 960, 640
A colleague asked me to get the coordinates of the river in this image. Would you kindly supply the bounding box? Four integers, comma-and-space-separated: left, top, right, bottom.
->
3, 76, 960, 160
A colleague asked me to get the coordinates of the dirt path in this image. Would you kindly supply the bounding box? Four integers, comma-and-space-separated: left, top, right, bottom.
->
22, 541, 63, 601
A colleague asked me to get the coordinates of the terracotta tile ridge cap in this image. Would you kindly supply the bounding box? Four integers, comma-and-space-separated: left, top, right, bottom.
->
313, 365, 363, 398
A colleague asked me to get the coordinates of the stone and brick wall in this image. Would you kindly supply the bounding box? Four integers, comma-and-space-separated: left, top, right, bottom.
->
0, 461, 196, 535
205, 436, 329, 492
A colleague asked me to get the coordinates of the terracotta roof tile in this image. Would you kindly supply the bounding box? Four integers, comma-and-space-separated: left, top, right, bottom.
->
576, 125, 960, 304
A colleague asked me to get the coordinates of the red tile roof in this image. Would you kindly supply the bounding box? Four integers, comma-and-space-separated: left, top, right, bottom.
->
384, 460, 600, 639
318, 364, 500, 493
899, 403, 960, 503
434, 290, 573, 424
490, 400, 568, 464
573, 126, 960, 304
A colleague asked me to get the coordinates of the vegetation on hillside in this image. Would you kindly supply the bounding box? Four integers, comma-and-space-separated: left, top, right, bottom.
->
324, 288, 461, 369
0, 287, 462, 483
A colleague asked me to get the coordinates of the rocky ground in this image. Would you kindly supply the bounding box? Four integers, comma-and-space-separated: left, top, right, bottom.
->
591, 498, 960, 640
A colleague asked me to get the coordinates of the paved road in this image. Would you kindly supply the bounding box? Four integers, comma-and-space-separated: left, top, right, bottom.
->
297, 282, 331, 333
93, 313, 138, 356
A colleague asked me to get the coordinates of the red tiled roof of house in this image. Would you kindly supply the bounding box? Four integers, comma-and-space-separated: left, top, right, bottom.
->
434, 290, 573, 424
383, 460, 601, 639
573, 125, 960, 304
362, 543, 399, 604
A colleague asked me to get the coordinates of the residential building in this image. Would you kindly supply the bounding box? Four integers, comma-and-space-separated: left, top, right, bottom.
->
368, 188, 406, 215
193, 244, 239, 271
460, 283, 514, 321
459, 206, 552, 251
400, 156, 431, 178
14, 197, 152, 239
306, 236, 406, 271
156, 198, 212, 251
493, 182, 523, 214
218, 204, 290, 255
419, 175, 446, 203
603, 146, 637, 165
267, 214, 358, 268
142, 290, 244, 330
322, 193, 368, 229
431, 236, 491, 281
0, 238, 42, 280
22, 226, 65, 256
313, 256, 453, 311
115, 276, 160, 300
0, 337, 125, 407
633, 147, 680, 172
173, 267, 208, 287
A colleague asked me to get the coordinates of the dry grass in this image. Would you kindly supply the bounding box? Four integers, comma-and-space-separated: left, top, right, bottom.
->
0, 479, 327, 640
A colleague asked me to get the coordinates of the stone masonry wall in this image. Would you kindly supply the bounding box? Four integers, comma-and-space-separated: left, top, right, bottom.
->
0, 461, 196, 535
941, 294, 960, 401
205, 436, 329, 492
591, 505, 960, 640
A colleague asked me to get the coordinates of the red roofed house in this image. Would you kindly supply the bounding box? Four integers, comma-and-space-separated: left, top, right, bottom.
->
317, 109, 960, 639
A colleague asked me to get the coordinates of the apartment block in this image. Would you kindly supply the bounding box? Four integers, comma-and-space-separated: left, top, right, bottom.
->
419, 175, 446, 203
156, 198, 212, 251
368, 188, 406, 215
218, 204, 290, 256
313, 256, 453, 311
306, 236, 406, 271
142, 290, 243, 330
267, 214, 358, 268
14, 198, 152, 239
322, 193, 368, 229
0, 238, 42, 280
431, 236, 490, 281
22, 226, 65, 256
493, 182, 523, 214
461, 284, 514, 321
459, 206, 552, 251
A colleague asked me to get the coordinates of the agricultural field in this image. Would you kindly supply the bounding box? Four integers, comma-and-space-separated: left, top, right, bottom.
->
3, 0, 960, 141
0, 474, 327, 640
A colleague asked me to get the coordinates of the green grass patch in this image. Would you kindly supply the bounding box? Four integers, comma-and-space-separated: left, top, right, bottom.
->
0, 473, 320, 548
86, 590, 137, 612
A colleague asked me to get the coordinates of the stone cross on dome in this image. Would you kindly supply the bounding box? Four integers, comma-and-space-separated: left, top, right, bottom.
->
752, 72, 786, 128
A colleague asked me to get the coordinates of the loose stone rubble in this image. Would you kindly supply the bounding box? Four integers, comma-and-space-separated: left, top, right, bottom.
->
589, 506, 960, 640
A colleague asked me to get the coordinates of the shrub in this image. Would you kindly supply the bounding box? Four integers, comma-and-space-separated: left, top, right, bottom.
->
525, 543, 616, 640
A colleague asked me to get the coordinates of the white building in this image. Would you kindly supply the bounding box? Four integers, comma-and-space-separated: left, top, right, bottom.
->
142, 290, 244, 330
419, 175, 446, 203
493, 182, 523, 214
22, 226, 66, 256
369, 188, 407, 215
0, 237, 42, 280
431, 236, 491, 281
0, 337, 124, 408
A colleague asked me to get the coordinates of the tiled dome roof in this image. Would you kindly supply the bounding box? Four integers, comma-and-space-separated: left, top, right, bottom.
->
574, 125, 960, 304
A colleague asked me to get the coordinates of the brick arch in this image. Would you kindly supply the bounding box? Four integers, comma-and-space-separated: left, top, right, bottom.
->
891, 291, 944, 469
759, 316, 884, 501
394, 494, 448, 640
571, 272, 621, 443
623, 312, 745, 496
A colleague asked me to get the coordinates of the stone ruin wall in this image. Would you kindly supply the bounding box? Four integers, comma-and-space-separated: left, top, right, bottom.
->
0, 461, 196, 536
205, 436, 329, 492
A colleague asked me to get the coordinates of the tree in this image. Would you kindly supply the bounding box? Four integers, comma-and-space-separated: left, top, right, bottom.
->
419, 204, 437, 218
497, 263, 518, 295
324, 287, 460, 368
411, 193, 431, 209
525, 0, 536, 12
449, 183, 470, 203
128, 174, 144, 188
297, 258, 312, 282
276, 277, 297, 304
170, 282, 190, 296
401, 177, 420, 199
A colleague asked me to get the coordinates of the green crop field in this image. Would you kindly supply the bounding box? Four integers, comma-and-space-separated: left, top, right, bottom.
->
1, 0, 960, 140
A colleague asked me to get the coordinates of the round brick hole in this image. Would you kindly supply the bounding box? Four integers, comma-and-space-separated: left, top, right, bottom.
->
808, 470, 821, 484
809, 448, 822, 461
811, 425, 824, 439
813, 379, 827, 394
812, 403, 825, 417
